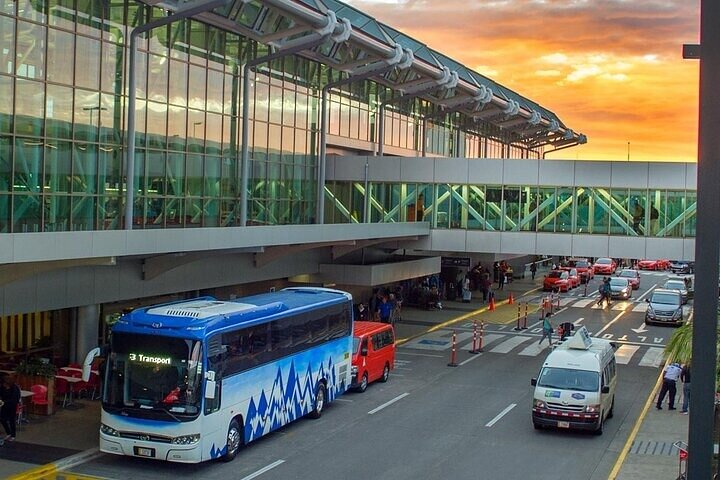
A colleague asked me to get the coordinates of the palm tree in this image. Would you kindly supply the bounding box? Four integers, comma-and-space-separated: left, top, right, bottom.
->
664, 318, 720, 387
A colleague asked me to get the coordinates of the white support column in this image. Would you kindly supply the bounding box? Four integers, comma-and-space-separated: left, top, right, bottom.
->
75, 305, 99, 364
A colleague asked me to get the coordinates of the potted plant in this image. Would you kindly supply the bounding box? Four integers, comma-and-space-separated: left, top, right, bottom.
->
15, 358, 57, 415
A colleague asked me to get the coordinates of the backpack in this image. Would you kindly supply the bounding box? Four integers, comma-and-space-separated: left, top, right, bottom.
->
603, 283, 611, 294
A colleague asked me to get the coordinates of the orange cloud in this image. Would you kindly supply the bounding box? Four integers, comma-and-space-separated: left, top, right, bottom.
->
347, 0, 700, 162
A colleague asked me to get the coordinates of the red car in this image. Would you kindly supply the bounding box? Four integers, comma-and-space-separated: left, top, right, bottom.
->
559, 267, 581, 289
543, 270, 571, 292
637, 259, 665, 271
593, 257, 617, 275
617, 269, 641, 290
568, 258, 594, 283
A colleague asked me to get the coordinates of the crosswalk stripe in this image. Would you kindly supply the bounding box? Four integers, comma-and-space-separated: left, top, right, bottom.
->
638, 347, 665, 367
632, 303, 648, 312
479, 333, 505, 348
559, 298, 576, 306
518, 341, 550, 356
573, 298, 595, 308
490, 335, 533, 354
615, 345, 641, 364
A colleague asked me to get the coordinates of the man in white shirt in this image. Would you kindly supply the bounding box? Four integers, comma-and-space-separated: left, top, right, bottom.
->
656, 362, 682, 410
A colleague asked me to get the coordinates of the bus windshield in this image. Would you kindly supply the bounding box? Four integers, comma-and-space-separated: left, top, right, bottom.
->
104, 333, 203, 419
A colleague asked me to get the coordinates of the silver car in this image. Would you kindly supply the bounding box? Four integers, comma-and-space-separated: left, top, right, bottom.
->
662, 279, 689, 304
645, 289, 684, 326
608, 277, 631, 299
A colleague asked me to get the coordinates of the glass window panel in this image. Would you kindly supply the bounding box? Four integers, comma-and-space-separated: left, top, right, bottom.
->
18, 2, 47, 25
145, 150, 165, 196
220, 154, 236, 198
15, 78, 45, 136
435, 184, 450, 228
49, 1, 75, 28
72, 143, 97, 194
75, 35, 100, 91
76, 0, 103, 38
0, 136, 11, 192
188, 111, 204, 151
503, 185, 520, 231
223, 72, 236, 116
99, 194, 121, 230
205, 112, 222, 154
14, 137, 43, 194
268, 84, 281, 125
147, 53, 168, 103
134, 99, 146, 148
467, 184, 485, 230
133, 51, 148, 100
537, 187, 555, 233
100, 42, 121, 92
282, 89, 295, 128
295, 90, 308, 130
70, 194, 95, 231
207, 68, 223, 114
166, 151, 185, 197
165, 196, 185, 227
47, 28, 74, 85
520, 186, 537, 231
185, 198, 203, 226
556, 187, 573, 233
167, 104, 186, 149
575, 187, 590, 234
485, 186, 502, 231
186, 153, 203, 196
98, 144, 121, 195
144, 195, 163, 228
146, 101, 167, 149
169, 59, 188, 107
590, 187, 611, 234
0, 76, 13, 134
188, 63, 206, 111
44, 194, 70, 231
0, 193, 9, 231
664, 190, 685, 238
98, 93, 118, 145
647, 189, 663, 237
204, 155, 220, 200
46, 84, 74, 139
13, 193, 41, 232
43, 139, 71, 193
683, 191, 696, 238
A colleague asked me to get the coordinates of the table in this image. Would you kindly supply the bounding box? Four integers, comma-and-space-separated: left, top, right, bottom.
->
55, 375, 84, 407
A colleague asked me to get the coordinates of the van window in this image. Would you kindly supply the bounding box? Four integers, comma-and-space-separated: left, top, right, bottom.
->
538, 367, 599, 392
602, 358, 616, 386
372, 329, 395, 350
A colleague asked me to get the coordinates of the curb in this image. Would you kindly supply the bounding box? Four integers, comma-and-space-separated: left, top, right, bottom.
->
7, 448, 102, 480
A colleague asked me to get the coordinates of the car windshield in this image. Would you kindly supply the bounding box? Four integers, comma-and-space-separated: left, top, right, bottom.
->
664, 281, 686, 290
619, 270, 637, 278
104, 333, 203, 419
548, 271, 566, 279
537, 367, 599, 392
574, 261, 589, 268
596, 258, 611, 265
651, 293, 681, 305
610, 278, 628, 287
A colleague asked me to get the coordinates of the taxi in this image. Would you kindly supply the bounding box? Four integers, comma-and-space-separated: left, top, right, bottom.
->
543, 270, 571, 292
592, 257, 617, 275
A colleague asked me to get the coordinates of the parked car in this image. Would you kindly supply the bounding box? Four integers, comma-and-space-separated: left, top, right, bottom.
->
645, 289, 684, 326
568, 258, 594, 283
662, 278, 689, 304
636, 259, 665, 270
559, 267, 581, 289
669, 260, 694, 274
608, 277, 632, 300
593, 257, 617, 275
617, 269, 641, 290
543, 270, 571, 292
351, 321, 395, 392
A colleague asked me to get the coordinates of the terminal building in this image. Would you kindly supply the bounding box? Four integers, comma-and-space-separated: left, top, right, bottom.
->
0, 0, 696, 365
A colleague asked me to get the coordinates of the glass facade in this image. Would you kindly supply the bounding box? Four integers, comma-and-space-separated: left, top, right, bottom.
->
0, 1, 549, 234
325, 182, 697, 238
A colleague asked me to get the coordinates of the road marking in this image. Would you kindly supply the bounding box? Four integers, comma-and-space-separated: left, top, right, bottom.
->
594, 310, 626, 336
396, 352, 443, 358
573, 317, 585, 325
334, 398, 354, 403
615, 345, 641, 364
518, 342, 547, 356
490, 336, 532, 354
634, 286, 656, 303
394, 366, 412, 370
485, 403, 517, 427
632, 303, 648, 312
638, 347, 665, 367
459, 353, 483, 366
368, 393, 409, 415
240, 460, 285, 480
573, 298, 595, 308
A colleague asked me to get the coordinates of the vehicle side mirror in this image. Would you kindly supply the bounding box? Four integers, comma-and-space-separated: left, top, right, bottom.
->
645, 298, 649, 303
531, 378, 537, 386
361, 347, 368, 356
601, 385, 610, 394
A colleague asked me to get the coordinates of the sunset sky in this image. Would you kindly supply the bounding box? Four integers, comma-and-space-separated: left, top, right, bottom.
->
346, 0, 700, 162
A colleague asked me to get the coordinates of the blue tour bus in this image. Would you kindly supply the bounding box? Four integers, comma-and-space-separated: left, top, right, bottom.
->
88, 287, 353, 463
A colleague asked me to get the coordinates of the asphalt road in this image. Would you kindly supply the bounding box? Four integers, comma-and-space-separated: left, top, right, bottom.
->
69, 270, 684, 480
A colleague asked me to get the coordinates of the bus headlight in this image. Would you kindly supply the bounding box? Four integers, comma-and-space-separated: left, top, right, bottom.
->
100, 423, 120, 437
585, 404, 601, 413
172, 434, 201, 445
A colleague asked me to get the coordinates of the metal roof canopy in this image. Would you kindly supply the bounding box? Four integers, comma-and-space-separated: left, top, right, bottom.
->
144, 0, 586, 150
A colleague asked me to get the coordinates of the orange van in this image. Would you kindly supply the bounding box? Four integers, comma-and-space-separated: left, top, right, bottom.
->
351, 321, 396, 392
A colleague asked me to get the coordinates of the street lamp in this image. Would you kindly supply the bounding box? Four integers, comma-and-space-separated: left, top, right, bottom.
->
83, 105, 107, 128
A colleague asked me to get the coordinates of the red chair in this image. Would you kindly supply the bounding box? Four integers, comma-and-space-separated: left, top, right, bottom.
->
86, 372, 101, 400
55, 377, 70, 408
30, 384, 49, 411
15, 403, 24, 425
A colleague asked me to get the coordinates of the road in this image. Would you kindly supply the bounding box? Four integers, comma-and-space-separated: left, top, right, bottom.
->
68, 270, 685, 480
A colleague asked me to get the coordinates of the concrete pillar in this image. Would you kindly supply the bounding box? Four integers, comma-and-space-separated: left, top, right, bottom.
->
75, 305, 99, 364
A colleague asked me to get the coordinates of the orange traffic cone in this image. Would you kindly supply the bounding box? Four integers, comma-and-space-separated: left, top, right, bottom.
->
508, 292, 514, 304
489, 296, 496, 311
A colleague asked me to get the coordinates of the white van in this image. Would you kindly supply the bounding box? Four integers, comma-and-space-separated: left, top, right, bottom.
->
530, 327, 617, 435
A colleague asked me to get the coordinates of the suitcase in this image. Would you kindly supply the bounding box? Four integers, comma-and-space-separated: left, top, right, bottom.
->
462, 289, 472, 302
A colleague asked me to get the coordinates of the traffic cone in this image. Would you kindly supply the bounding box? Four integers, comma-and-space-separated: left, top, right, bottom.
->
489, 296, 496, 311
508, 292, 515, 304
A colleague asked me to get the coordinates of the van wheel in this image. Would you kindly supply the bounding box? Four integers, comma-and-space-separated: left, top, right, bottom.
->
222, 419, 242, 462
533, 422, 542, 430
357, 373, 368, 393
309, 383, 326, 419
594, 415, 604, 435
608, 397, 615, 419
380, 364, 390, 383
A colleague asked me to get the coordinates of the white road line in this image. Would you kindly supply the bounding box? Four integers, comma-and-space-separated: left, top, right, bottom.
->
635, 286, 656, 303
240, 460, 285, 480
573, 317, 585, 325
490, 336, 532, 354
396, 352, 443, 358
615, 345, 641, 365
394, 366, 412, 370
334, 398, 354, 403
594, 310, 626, 337
368, 393, 409, 415
485, 403, 517, 427
573, 299, 595, 308
459, 353, 483, 366
639, 347, 665, 367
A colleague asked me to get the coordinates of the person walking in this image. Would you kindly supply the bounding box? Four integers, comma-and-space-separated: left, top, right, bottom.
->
656, 362, 682, 410
596, 277, 611, 308
538, 313, 554, 346
680, 363, 691, 414
530, 262, 537, 280
498, 262, 507, 290
0, 373, 20, 443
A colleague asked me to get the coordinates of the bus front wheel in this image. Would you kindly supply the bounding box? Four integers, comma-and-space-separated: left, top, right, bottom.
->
309, 383, 326, 419
222, 419, 242, 462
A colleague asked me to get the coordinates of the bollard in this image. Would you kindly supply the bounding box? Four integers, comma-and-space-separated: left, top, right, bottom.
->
469, 320, 480, 354
508, 292, 515, 304
477, 321, 485, 352
523, 302, 529, 329
513, 304, 522, 331
447, 330, 459, 366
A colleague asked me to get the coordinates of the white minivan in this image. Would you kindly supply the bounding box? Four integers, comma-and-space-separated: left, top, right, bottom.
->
531, 327, 617, 435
